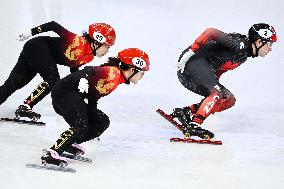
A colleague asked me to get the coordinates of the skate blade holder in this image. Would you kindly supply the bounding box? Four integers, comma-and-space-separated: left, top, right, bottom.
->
31, 117, 39, 122
185, 134, 214, 141
170, 137, 222, 145
14, 115, 39, 122
41, 160, 67, 167
180, 132, 217, 142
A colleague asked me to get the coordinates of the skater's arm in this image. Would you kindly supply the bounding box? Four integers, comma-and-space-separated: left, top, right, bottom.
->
190, 28, 245, 53
177, 28, 244, 69
31, 21, 76, 42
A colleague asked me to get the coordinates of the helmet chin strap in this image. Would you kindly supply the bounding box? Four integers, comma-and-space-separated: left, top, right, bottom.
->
82, 32, 102, 56
118, 63, 140, 85
127, 69, 139, 83
119, 68, 130, 84
252, 41, 266, 58
91, 43, 102, 56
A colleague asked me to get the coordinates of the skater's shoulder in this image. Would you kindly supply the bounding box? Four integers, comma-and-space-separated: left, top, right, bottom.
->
96, 66, 121, 77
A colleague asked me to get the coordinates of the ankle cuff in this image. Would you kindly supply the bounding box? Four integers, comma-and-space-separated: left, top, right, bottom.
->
192, 114, 204, 124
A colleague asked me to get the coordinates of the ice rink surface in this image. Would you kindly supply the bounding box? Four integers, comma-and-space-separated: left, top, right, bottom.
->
0, 0, 284, 188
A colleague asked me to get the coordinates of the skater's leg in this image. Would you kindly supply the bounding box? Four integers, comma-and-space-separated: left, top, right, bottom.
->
41, 84, 89, 165
50, 103, 89, 155
64, 108, 110, 155
177, 57, 236, 123
211, 88, 236, 113
177, 57, 215, 97
174, 57, 215, 125
49, 81, 89, 155
23, 67, 60, 108
21, 37, 60, 108
192, 86, 236, 124
176, 57, 236, 139
76, 109, 110, 144
0, 53, 36, 105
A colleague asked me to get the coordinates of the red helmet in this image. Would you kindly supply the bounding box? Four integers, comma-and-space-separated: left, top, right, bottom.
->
118, 48, 150, 71
88, 23, 116, 46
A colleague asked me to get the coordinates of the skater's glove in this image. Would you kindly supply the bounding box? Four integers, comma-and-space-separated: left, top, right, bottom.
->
78, 78, 89, 93
176, 49, 195, 73
16, 30, 32, 41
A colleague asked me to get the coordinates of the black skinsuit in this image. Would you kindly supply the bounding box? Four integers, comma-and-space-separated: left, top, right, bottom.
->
177, 28, 253, 123
50, 65, 126, 154
0, 21, 94, 108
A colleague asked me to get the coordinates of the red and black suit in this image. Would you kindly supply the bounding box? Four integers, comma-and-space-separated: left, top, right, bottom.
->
50, 65, 126, 154
178, 28, 253, 124
0, 21, 94, 107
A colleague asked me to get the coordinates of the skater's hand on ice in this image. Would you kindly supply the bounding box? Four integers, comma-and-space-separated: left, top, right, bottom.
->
78, 78, 89, 93
176, 49, 195, 73
16, 30, 32, 41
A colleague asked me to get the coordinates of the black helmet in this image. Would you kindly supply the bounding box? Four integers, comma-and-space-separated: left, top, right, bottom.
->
248, 23, 277, 42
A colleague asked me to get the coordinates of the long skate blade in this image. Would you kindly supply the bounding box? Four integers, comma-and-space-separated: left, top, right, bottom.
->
157, 109, 222, 145
42, 149, 92, 163
156, 109, 184, 132
0, 117, 45, 126
170, 137, 222, 145
26, 163, 76, 173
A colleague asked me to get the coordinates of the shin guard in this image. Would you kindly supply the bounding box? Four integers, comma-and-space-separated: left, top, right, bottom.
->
24, 81, 49, 108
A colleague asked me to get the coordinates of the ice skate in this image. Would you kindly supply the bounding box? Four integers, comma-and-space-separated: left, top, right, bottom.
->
41, 149, 68, 167
171, 107, 194, 127
64, 143, 85, 156
184, 121, 214, 140
15, 105, 41, 121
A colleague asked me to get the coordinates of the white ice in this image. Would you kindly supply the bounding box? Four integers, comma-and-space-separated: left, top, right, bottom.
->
0, 0, 284, 189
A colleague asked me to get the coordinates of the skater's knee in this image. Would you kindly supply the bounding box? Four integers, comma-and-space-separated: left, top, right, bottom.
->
96, 111, 110, 136
101, 117, 110, 131
93, 122, 110, 138
97, 110, 110, 122
88, 110, 110, 136
213, 93, 236, 113
95, 120, 110, 137
210, 86, 233, 101
220, 89, 236, 108
227, 95, 236, 107
91, 110, 110, 125
224, 95, 236, 109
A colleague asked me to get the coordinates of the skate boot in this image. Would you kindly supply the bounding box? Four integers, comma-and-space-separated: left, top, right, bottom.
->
41, 149, 68, 167
64, 143, 85, 156
184, 121, 214, 140
15, 105, 41, 121
171, 107, 194, 127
